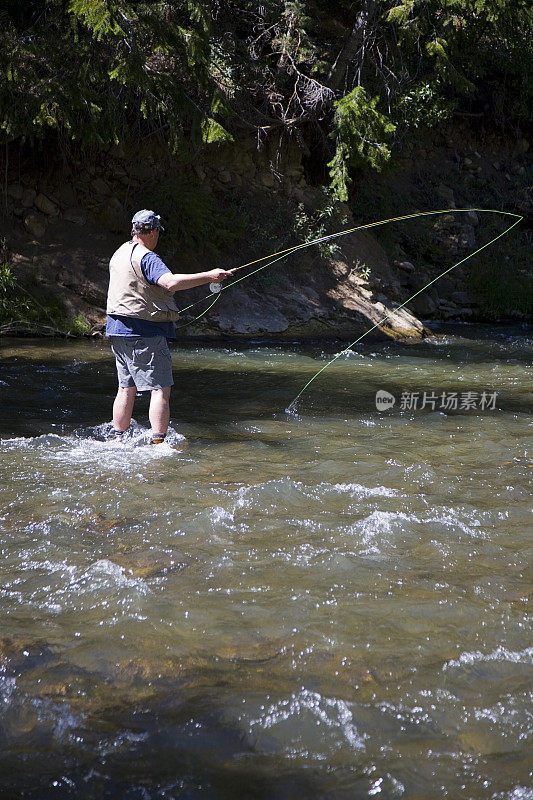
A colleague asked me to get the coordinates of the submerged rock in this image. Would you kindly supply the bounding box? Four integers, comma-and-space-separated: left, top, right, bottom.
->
213, 634, 286, 665
110, 549, 191, 579
0, 634, 54, 676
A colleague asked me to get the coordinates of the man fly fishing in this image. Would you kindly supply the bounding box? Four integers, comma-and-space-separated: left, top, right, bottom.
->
106, 209, 235, 444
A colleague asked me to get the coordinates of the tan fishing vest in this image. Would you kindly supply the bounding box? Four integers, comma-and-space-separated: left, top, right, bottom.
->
106, 241, 180, 322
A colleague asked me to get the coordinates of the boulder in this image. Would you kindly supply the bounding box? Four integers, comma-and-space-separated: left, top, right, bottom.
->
410, 293, 437, 316
261, 172, 276, 188
451, 291, 478, 306
436, 277, 455, 295
437, 183, 455, 208
64, 207, 87, 225
291, 188, 308, 203
23, 211, 47, 238
194, 165, 206, 182
397, 261, 415, 273
438, 298, 458, 308
34, 193, 59, 216
441, 307, 459, 319
384, 305, 426, 336
94, 203, 127, 233
459, 224, 476, 249
53, 182, 77, 206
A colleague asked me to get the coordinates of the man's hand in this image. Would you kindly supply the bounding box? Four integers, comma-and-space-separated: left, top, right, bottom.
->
207, 268, 236, 284
158, 267, 237, 292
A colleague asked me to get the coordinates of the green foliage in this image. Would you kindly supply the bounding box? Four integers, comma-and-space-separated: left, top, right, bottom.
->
395, 80, 457, 129
0, 263, 38, 323
201, 117, 234, 145
0, 1, 224, 150
0, 263, 90, 335
0, 261, 15, 291
67, 0, 123, 39
386, 1, 414, 26
294, 188, 349, 258
69, 313, 92, 336
0, 0, 531, 204
328, 88, 396, 200
384, 0, 532, 123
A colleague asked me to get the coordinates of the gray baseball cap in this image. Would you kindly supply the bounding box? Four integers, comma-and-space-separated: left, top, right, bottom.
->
131, 209, 164, 232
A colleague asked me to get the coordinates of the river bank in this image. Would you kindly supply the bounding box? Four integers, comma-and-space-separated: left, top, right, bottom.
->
1, 124, 530, 342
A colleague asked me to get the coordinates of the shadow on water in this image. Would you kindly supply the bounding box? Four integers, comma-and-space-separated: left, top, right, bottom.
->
0, 647, 372, 800
2, 365, 531, 441
1, 323, 532, 439
1, 630, 530, 799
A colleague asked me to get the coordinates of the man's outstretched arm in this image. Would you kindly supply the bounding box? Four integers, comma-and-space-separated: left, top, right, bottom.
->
157, 268, 235, 292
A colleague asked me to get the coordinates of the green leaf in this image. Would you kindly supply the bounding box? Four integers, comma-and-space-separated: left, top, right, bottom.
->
386, 2, 414, 26
201, 117, 234, 144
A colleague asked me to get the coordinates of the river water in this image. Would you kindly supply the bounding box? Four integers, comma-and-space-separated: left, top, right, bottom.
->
0, 325, 531, 800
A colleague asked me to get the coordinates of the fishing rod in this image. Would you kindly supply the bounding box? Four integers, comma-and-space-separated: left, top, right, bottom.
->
286, 209, 522, 412
178, 208, 519, 314
173, 208, 523, 408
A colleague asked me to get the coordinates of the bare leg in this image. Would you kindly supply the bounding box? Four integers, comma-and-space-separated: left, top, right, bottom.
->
149, 387, 171, 436
113, 386, 137, 431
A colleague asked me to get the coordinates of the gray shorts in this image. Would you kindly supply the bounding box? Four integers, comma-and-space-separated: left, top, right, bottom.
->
110, 336, 174, 391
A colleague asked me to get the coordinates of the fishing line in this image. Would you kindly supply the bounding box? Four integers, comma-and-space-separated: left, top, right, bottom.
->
285, 209, 523, 413
176, 209, 458, 321
172, 249, 298, 331
175, 208, 517, 317
171, 209, 522, 385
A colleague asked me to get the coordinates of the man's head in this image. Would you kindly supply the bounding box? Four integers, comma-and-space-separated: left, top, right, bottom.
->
131, 210, 164, 249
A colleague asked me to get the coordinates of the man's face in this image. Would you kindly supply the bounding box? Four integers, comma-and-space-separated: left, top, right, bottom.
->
146, 228, 160, 250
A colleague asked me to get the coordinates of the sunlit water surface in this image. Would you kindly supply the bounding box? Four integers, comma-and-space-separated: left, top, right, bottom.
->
0, 325, 531, 800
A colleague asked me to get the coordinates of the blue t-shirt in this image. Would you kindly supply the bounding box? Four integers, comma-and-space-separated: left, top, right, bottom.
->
106, 247, 177, 339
